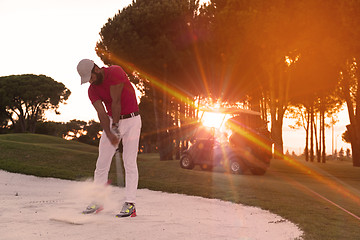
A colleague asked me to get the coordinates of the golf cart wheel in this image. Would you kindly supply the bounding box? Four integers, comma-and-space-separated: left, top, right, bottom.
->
229, 159, 245, 174
250, 167, 266, 175
200, 164, 213, 171
180, 154, 195, 169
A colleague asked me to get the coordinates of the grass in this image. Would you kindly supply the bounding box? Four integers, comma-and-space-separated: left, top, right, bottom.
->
1, 133, 360, 239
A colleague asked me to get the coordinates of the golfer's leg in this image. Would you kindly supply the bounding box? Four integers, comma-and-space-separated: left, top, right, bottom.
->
94, 131, 117, 185
121, 116, 141, 203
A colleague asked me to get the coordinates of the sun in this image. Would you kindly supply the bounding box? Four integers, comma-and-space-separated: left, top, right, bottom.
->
201, 111, 226, 128
200, 110, 233, 133
198, 110, 233, 144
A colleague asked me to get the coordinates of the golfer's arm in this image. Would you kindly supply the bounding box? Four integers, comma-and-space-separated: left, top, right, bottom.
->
110, 83, 124, 124
92, 100, 111, 136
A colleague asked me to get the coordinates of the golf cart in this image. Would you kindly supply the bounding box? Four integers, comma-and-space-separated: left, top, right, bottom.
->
180, 108, 273, 175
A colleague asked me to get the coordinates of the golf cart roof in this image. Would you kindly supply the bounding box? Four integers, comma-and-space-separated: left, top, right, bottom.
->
199, 107, 261, 116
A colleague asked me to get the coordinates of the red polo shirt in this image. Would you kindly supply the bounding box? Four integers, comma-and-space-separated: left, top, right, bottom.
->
88, 65, 139, 116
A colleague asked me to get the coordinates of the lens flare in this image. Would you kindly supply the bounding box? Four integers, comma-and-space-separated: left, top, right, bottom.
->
97, 46, 360, 222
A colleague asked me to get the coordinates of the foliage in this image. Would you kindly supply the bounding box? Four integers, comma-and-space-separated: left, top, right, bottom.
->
93, 0, 360, 164
206, 0, 348, 157
0, 74, 71, 133
34, 119, 102, 146
336, 0, 360, 166
97, 0, 206, 160
0, 87, 11, 129
35, 121, 67, 137
342, 128, 351, 144
97, 0, 204, 96
138, 95, 158, 153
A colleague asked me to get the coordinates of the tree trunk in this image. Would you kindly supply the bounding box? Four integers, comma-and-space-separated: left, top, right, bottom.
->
314, 112, 320, 163
156, 64, 174, 161
13, 105, 26, 133
321, 109, 326, 163
151, 88, 162, 157
271, 119, 284, 159
260, 96, 266, 121
179, 98, 186, 151
174, 101, 180, 160
19, 114, 26, 132
268, 62, 289, 159
269, 87, 285, 157
159, 98, 173, 161
346, 124, 360, 166
305, 108, 310, 161
319, 107, 322, 161
310, 106, 314, 162
354, 69, 360, 167
342, 68, 360, 167
29, 107, 40, 133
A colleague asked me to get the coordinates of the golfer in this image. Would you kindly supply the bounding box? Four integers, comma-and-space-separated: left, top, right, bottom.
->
77, 59, 141, 217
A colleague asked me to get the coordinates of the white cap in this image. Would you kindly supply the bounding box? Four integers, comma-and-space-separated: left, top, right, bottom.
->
77, 59, 94, 84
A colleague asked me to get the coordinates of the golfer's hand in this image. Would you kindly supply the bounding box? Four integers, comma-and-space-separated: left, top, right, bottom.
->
111, 123, 120, 138
108, 122, 120, 146
107, 132, 119, 146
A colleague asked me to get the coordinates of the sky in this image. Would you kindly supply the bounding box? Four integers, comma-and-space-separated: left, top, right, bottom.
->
0, 0, 351, 155
0, 0, 133, 122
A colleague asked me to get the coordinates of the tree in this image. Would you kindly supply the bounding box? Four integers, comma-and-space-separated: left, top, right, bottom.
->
0, 87, 11, 132
63, 119, 87, 140
205, 0, 304, 157
287, 90, 343, 163
35, 121, 67, 137
209, 0, 360, 166
96, 0, 203, 160
337, 0, 360, 166
34, 119, 102, 146
339, 147, 345, 160
138, 93, 158, 153
84, 120, 102, 143
94, 0, 356, 164
0, 74, 71, 133
208, 0, 346, 158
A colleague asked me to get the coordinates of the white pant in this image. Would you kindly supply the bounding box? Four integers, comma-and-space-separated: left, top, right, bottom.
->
94, 115, 141, 203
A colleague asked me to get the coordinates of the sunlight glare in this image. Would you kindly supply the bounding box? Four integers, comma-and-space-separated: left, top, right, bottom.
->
201, 111, 226, 129
285, 55, 300, 66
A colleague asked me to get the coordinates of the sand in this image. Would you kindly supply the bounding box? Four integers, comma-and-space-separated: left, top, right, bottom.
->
0, 170, 303, 240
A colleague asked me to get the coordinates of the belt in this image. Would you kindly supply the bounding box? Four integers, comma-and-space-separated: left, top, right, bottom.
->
119, 111, 140, 120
